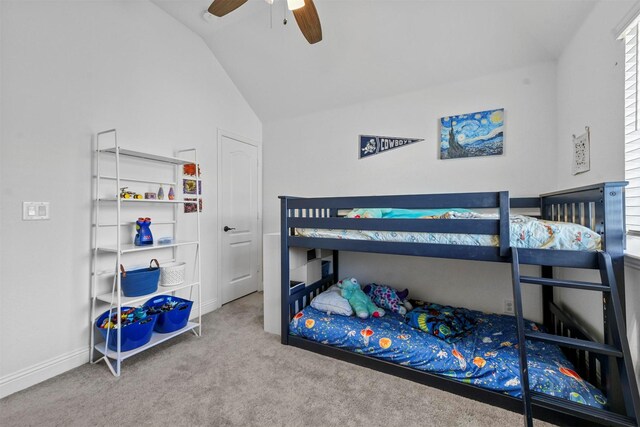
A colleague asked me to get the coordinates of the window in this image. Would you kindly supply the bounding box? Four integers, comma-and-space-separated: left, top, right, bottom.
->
624, 20, 640, 234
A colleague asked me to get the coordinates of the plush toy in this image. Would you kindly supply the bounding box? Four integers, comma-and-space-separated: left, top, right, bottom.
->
363, 283, 413, 315
337, 277, 385, 319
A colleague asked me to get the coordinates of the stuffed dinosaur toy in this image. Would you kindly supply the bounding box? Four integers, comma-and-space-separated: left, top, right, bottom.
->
337, 277, 385, 319
363, 283, 413, 315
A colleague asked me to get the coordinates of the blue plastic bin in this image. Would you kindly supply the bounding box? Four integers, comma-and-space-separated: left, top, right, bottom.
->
144, 296, 193, 333
95, 308, 157, 352
120, 259, 160, 297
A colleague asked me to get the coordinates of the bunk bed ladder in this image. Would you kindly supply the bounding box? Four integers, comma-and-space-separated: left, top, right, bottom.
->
510, 247, 640, 427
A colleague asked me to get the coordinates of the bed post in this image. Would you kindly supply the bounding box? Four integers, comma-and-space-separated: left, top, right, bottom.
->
498, 191, 510, 257
330, 207, 340, 282
602, 183, 626, 318
602, 183, 627, 414
538, 191, 554, 333
280, 196, 290, 345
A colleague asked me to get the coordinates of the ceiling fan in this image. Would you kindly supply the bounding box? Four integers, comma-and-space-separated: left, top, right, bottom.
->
208, 0, 322, 44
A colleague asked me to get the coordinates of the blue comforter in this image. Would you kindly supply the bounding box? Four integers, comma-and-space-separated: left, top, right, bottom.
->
290, 306, 606, 408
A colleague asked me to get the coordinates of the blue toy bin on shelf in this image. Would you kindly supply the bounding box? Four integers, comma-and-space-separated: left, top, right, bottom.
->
144, 296, 193, 334
95, 308, 157, 352
120, 259, 160, 297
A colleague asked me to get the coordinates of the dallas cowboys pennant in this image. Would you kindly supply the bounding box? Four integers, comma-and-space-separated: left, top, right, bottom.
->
359, 135, 424, 159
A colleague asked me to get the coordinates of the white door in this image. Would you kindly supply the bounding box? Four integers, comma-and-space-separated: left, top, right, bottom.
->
220, 135, 259, 304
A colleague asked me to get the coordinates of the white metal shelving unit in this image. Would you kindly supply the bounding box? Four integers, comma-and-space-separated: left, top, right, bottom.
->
90, 129, 202, 376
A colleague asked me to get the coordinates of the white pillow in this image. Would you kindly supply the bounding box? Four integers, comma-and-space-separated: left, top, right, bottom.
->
311, 285, 353, 316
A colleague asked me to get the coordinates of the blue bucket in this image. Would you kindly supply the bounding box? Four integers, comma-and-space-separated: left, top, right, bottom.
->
120, 259, 160, 297
144, 296, 193, 334
95, 308, 157, 352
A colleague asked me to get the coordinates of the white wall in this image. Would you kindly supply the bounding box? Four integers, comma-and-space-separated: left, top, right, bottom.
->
264, 62, 558, 319
0, 0, 261, 397
555, 0, 639, 376
556, 0, 631, 186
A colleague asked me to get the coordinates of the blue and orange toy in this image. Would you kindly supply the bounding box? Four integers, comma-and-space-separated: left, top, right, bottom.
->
134, 217, 153, 246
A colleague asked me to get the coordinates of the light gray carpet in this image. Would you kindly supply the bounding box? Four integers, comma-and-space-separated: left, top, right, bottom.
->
1, 293, 554, 426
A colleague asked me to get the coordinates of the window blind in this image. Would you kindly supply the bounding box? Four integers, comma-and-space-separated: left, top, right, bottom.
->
624, 22, 640, 233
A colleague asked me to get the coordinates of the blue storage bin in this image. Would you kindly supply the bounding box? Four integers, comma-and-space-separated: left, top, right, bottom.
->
95, 308, 157, 352
120, 259, 160, 297
144, 296, 193, 333
322, 260, 331, 278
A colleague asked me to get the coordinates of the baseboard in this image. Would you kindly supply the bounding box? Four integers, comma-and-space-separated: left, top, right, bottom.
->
190, 298, 219, 319
2, 299, 218, 400
0, 347, 89, 400
200, 298, 219, 316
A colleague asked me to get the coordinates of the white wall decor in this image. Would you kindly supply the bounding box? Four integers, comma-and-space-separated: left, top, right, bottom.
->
572, 127, 591, 175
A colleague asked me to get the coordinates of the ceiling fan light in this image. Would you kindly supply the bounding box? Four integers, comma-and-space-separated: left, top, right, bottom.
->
287, 0, 305, 11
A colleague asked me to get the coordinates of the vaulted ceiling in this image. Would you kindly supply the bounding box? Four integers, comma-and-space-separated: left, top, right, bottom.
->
152, 0, 597, 122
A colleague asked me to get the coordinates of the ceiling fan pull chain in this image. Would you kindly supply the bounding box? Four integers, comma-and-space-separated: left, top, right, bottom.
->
283, 0, 287, 25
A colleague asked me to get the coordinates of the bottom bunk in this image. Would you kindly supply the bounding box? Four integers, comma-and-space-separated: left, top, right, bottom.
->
283, 277, 634, 426
289, 304, 606, 408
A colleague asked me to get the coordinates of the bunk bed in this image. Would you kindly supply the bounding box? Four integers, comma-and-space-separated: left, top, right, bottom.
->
279, 182, 639, 427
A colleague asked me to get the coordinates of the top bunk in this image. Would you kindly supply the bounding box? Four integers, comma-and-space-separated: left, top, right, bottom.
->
279, 182, 627, 269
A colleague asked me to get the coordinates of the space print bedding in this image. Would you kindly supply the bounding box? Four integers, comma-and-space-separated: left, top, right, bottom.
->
289, 303, 607, 408
295, 208, 601, 251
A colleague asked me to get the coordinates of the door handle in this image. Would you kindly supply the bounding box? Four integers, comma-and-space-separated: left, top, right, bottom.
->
224, 226, 236, 232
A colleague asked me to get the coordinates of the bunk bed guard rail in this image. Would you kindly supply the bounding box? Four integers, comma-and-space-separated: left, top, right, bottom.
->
280, 190, 512, 253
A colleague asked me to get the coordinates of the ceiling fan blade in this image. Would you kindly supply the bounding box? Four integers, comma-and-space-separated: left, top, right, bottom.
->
208, 0, 248, 17
292, 0, 322, 44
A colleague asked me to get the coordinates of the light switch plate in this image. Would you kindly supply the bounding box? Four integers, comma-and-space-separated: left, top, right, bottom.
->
23, 202, 50, 220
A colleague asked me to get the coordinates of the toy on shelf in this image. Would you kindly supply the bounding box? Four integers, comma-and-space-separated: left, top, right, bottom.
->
168, 187, 175, 200
120, 187, 143, 200
157, 186, 164, 200
158, 237, 173, 245
144, 192, 157, 200
134, 217, 153, 246
146, 298, 181, 315
99, 306, 148, 329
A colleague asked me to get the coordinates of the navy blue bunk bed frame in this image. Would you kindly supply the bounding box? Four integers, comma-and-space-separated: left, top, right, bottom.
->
279, 182, 632, 426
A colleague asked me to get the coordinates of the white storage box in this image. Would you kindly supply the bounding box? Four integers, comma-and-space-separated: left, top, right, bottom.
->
290, 247, 315, 269
159, 262, 186, 286
290, 258, 322, 286
264, 233, 281, 335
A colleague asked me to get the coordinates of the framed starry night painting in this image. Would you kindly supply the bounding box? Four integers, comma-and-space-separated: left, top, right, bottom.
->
439, 108, 504, 159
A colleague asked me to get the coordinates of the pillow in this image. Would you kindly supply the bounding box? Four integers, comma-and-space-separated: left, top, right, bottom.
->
311, 285, 353, 316
404, 301, 476, 343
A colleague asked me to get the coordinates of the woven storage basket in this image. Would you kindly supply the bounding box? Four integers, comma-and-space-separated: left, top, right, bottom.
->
159, 262, 186, 286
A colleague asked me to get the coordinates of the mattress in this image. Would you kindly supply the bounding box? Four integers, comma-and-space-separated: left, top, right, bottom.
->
296, 211, 601, 251
289, 306, 607, 408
